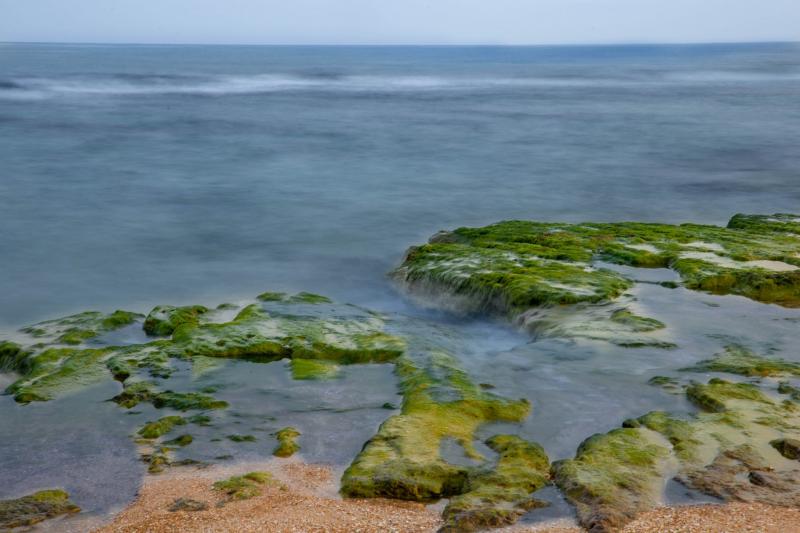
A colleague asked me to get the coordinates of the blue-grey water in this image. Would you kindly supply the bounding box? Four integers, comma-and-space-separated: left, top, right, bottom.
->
1, 42, 800, 528
2, 42, 800, 326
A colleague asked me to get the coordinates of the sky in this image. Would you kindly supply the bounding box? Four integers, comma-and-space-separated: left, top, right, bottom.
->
1, 0, 799, 46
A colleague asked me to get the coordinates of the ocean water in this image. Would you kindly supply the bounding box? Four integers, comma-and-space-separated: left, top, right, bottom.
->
1, 42, 800, 326
2, 43, 800, 526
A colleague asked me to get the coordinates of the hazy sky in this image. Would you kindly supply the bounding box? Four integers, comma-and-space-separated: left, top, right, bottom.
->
1, 0, 799, 45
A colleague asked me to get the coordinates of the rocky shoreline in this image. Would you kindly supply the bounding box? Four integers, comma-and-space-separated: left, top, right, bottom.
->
2, 212, 800, 532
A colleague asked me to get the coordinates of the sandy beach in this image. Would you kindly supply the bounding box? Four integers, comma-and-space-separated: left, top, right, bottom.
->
93, 461, 800, 533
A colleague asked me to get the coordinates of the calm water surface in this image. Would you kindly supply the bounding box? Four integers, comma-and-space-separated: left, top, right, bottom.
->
1, 43, 800, 526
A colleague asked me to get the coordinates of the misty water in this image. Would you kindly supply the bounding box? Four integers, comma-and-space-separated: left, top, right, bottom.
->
1, 42, 800, 527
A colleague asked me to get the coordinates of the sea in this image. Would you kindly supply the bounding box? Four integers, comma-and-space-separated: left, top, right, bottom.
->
1, 42, 799, 527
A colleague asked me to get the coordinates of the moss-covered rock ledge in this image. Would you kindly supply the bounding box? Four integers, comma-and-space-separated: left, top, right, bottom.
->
1, 293, 405, 403
341, 351, 549, 531
0, 489, 80, 529
553, 377, 800, 532
393, 213, 800, 345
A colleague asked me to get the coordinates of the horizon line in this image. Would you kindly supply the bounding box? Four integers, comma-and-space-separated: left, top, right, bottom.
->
2, 39, 799, 48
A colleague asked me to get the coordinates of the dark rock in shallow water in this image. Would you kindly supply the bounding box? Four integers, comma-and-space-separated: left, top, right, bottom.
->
0, 489, 80, 529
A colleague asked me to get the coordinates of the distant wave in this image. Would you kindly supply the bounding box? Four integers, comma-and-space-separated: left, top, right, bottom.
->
1, 69, 799, 100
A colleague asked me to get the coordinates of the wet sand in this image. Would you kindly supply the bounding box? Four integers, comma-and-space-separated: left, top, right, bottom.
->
94, 461, 800, 533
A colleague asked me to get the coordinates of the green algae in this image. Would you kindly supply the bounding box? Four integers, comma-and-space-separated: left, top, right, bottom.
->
555, 376, 800, 531
0, 341, 30, 373
6, 346, 113, 402
19, 310, 142, 346
139, 416, 187, 439
341, 350, 532, 515
143, 305, 209, 336
256, 291, 287, 302
2, 292, 405, 405
165, 434, 194, 447
526, 301, 675, 348
273, 427, 301, 457
727, 213, 800, 235
394, 215, 800, 326
167, 301, 405, 365
213, 472, 273, 501
151, 390, 229, 411
441, 435, 550, 532
0, 489, 80, 530
227, 434, 257, 443
111, 381, 156, 408
609, 309, 665, 332
685, 378, 770, 413
683, 345, 800, 378
290, 358, 341, 380
552, 428, 670, 532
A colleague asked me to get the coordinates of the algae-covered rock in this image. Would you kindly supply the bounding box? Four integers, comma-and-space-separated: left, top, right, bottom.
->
111, 381, 157, 409
552, 428, 670, 532
555, 376, 800, 531
394, 215, 800, 329
6, 346, 113, 402
213, 472, 272, 500
143, 305, 209, 336
20, 310, 142, 345
0, 341, 30, 373
139, 416, 188, 439
290, 358, 341, 380
227, 434, 257, 443
273, 427, 301, 457
683, 345, 800, 378
441, 435, 550, 532
167, 301, 405, 365
341, 351, 532, 512
151, 390, 228, 411
0, 489, 80, 529
521, 300, 675, 348
165, 434, 194, 447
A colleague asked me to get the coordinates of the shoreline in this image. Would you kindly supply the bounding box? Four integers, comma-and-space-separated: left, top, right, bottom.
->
88, 460, 800, 533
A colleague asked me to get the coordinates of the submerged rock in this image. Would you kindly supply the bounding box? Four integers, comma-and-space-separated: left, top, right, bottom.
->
0, 489, 80, 529
683, 345, 800, 377
273, 427, 301, 457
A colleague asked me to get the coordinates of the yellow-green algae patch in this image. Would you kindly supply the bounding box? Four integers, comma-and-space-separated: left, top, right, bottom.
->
290, 358, 341, 380
682, 345, 800, 378
273, 427, 301, 457
20, 309, 142, 345
441, 434, 550, 532
340, 350, 547, 531
554, 377, 800, 532
0, 489, 80, 530
213, 472, 273, 501
2, 292, 406, 404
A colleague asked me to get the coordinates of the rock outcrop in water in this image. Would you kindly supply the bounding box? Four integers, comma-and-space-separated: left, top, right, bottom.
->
341, 351, 548, 531
1, 293, 405, 403
553, 375, 800, 532
0, 489, 80, 529
393, 213, 800, 346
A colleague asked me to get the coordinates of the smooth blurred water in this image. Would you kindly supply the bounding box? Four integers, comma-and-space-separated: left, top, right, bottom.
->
2, 43, 800, 526
1, 42, 800, 326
